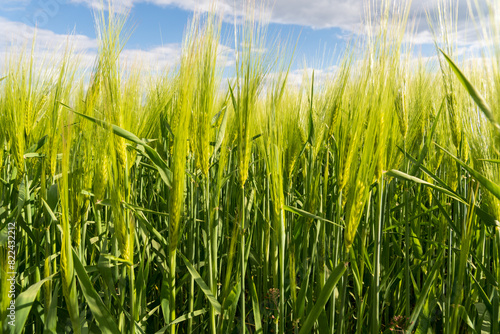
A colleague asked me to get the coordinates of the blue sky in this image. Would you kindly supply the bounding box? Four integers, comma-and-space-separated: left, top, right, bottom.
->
0, 0, 484, 78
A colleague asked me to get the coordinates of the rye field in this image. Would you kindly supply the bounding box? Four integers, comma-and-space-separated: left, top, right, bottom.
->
1, 1, 500, 333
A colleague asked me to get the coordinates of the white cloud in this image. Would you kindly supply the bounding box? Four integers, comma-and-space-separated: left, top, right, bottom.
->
1, 0, 495, 76
67, 0, 485, 49
0, 14, 234, 77
120, 41, 235, 72
70, 0, 136, 13
217, 43, 236, 67
0, 0, 30, 11
65, 0, 470, 31
0, 16, 97, 50
120, 44, 181, 70
69, 0, 233, 14
0, 16, 97, 76
69, 0, 361, 29
0, 16, 187, 75
285, 65, 338, 88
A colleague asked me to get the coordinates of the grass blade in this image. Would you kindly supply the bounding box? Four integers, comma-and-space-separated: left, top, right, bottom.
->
405, 250, 444, 334
299, 262, 347, 334
439, 49, 500, 133
15, 273, 57, 334
249, 276, 262, 334
284, 205, 343, 228
169, 309, 208, 326
386, 169, 466, 204
435, 143, 500, 201
72, 249, 120, 334
179, 253, 222, 314
62, 103, 173, 187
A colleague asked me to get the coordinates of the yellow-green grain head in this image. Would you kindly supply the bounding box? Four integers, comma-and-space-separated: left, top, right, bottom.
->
395, 90, 407, 139
446, 93, 461, 149
344, 179, 368, 251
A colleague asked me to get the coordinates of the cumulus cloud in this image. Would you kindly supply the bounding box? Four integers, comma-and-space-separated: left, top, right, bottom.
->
0, 0, 31, 11
0, 17, 173, 73
66, 0, 488, 49
120, 44, 181, 70
70, 0, 136, 12
283, 65, 338, 88
0, 14, 235, 76
69, 0, 360, 28
0, 16, 94, 75
65, 0, 465, 29
0, 0, 494, 78
0, 16, 97, 56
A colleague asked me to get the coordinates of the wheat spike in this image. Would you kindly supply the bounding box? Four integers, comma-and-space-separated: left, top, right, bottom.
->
345, 179, 368, 251
446, 93, 461, 149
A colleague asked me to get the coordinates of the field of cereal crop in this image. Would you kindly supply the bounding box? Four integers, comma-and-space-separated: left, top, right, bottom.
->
2, 1, 500, 333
